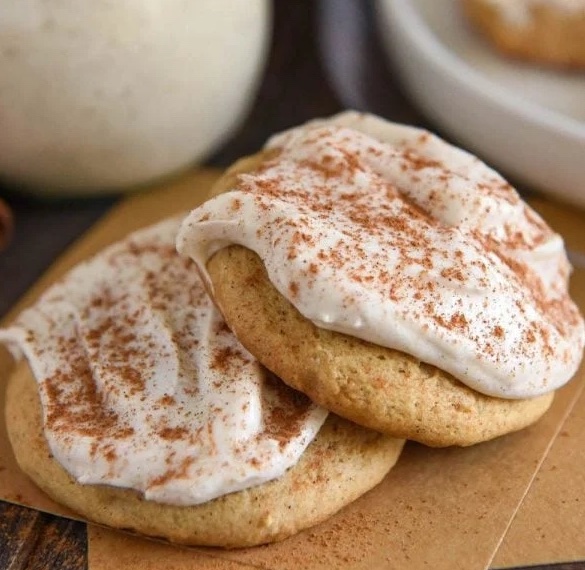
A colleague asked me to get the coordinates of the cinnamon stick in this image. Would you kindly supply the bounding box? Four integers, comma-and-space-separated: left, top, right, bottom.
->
0, 198, 13, 251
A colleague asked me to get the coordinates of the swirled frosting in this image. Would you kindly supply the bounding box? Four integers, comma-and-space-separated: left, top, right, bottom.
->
0, 218, 327, 506
177, 111, 584, 399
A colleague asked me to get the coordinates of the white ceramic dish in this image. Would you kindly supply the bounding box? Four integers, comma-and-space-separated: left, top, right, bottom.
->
376, 0, 585, 208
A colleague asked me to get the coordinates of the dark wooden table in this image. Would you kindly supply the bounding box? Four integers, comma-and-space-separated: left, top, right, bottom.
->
0, 2, 582, 568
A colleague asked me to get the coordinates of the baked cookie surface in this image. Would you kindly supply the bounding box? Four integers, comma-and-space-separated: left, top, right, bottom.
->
6, 362, 404, 548
206, 244, 554, 447
462, 0, 585, 68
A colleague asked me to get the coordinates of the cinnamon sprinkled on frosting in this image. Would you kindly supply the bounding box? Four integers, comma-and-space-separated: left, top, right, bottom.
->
0, 218, 327, 506
177, 112, 584, 399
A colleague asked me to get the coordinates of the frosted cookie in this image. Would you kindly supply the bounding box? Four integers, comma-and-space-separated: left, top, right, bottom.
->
462, 0, 585, 68
177, 111, 585, 447
0, 218, 404, 548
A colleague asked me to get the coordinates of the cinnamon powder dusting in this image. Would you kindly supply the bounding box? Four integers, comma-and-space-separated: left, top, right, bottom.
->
12, 217, 327, 505
149, 456, 196, 488
210, 346, 250, 374
259, 373, 313, 450
202, 120, 584, 398
158, 426, 189, 441
44, 355, 134, 440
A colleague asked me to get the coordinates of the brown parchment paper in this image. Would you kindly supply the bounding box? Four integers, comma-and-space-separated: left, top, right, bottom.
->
491, 200, 585, 570
493, 381, 585, 569
0, 171, 584, 570
87, 379, 584, 570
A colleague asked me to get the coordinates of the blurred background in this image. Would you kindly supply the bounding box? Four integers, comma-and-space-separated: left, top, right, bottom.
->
0, 0, 583, 318
0, 0, 367, 317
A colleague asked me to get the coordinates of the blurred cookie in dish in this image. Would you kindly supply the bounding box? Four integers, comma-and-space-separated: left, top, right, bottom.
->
461, 0, 585, 68
177, 111, 585, 447
0, 218, 404, 548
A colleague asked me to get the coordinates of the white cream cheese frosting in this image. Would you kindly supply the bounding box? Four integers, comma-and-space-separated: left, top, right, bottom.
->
177, 111, 585, 400
0, 218, 327, 506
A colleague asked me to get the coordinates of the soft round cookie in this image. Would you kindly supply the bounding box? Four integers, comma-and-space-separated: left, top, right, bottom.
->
462, 0, 585, 68
6, 362, 404, 548
200, 150, 556, 447
177, 113, 583, 446
206, 244, 554, 448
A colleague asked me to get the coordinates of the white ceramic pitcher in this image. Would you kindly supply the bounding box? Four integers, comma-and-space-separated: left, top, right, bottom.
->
0, 0, 270, 195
